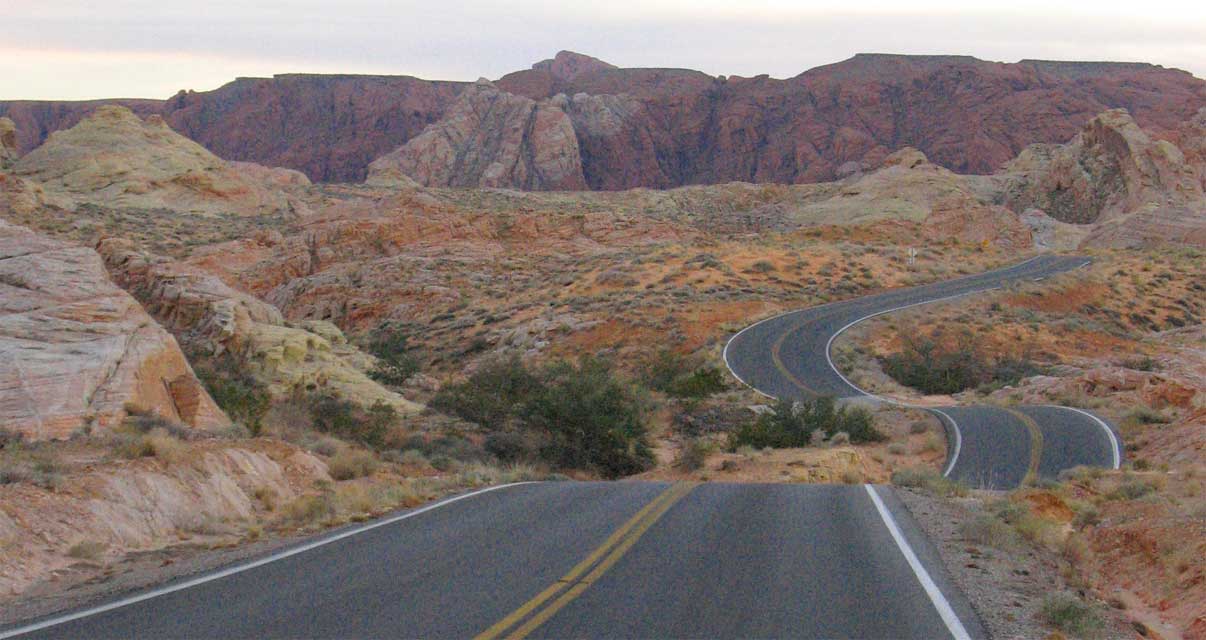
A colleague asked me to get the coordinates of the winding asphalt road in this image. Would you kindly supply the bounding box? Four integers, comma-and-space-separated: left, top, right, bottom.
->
0, 256, 1121, 640
724, 254, 1122, 489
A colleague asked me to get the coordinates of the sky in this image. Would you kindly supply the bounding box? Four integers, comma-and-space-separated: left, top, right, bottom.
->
3, 0, 1206, 100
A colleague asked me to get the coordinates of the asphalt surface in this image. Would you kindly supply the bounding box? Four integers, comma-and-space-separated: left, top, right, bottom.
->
4, 482, 985, 640
724, 255, 1121, 489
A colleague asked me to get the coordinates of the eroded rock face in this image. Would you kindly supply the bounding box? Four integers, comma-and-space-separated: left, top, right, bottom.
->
0, 117, 16, 170
367, 80, 586, 191
13, 106, 309, 216
99, 240, 421, 413
0, 221, 229, 440
1000, 109, 1206, 247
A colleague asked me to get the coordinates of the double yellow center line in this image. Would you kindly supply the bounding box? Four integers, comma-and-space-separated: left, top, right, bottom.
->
1004, 407, 1044, 485
475, 482, 696, 640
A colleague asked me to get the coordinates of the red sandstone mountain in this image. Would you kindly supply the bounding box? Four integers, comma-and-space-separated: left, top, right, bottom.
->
2, 52, 1203, 186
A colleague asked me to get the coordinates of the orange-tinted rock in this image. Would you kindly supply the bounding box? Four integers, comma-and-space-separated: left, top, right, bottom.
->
0, 221, 229, 440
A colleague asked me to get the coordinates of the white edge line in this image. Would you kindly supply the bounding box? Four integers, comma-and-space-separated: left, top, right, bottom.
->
0, 482, 535, 639
864, 484, 973, 640
1040, 405, 1122, 470
931, 408, 962, 478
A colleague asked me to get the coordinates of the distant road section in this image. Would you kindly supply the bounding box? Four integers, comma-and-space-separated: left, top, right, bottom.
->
724, 255, 1121, 489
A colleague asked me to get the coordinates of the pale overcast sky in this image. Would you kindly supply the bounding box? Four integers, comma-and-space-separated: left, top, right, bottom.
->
3, 0, 1205, 100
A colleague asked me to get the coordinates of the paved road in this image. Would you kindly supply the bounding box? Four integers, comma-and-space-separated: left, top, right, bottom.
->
2, 482, 986, 640
724, 255, 1122, 489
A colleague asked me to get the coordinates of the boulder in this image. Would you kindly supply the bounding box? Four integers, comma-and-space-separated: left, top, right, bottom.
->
0, 221, 229, 440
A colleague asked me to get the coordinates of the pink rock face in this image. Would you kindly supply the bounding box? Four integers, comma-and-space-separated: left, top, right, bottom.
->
2, 53, 1204, 187
0, 221, 229, 440
367, 80, 587, 190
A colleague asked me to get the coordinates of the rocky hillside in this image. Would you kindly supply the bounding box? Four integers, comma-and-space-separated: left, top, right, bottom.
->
0, 118, 16, 170
0, 220, 229, 441
3, 52, 1203, 186
12, 106, 310, 216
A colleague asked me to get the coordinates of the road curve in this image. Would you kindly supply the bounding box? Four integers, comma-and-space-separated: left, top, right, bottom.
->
3, 482, 986, 639
724, 255, 1122, 489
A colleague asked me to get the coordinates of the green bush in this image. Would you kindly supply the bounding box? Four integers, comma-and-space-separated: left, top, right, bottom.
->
367, 326, 420, 387
728, 397, 882, 450
196, 365, 271, 434
677, 438, 713, 471
1041, 593, 1105, 638
640, 350, 726, 399
309, 396, 396, 448
881, 331, 1041, 394
432, 356, 653, 478
524, 358, 654, 479
431, 356, 540, 427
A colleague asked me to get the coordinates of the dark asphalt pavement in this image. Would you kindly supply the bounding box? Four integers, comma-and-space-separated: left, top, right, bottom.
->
723, 255, 1121, 489
5, 482, 985, 640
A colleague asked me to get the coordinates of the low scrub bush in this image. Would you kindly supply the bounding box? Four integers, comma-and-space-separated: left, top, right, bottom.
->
677, 438, 713, 471
432, 356, 654, 478
881, 330, 1042, 394
308, 396, 397, 448
891, 467, 968, 497
728, 397, 882, 450
367, 326, 421, 387
431, 356, 540, 428
196, 361, 271, 434
1041, 593, 1105, 638
640, 349, 726, 399
327, 449, 379, 481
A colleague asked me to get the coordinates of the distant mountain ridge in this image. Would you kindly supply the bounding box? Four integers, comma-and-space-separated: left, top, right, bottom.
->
2, 51, 1203, 186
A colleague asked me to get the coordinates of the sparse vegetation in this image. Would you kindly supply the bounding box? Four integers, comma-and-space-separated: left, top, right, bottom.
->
1041, 593, 1105, 638
640, 349, 727, 399
880, 330, 1042, 394
196, 361, 271, 434
891, 467, 968, 497
728, 397, 883, 450
308, 395, 397, 448
433, 356, 653, 478
367, 325, 421, 387
327, 449, 379, 480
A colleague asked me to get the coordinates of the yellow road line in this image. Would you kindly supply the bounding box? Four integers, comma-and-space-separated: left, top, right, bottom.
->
474, 483, 695, 640
505, 482, 695, 640
771, 321, 821, 396
1004, 407, 1044, 485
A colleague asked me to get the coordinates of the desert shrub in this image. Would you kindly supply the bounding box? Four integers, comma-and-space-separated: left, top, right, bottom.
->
891, 467, 968, 497
524, 358, 654, 478
367, 326, 421, 387
640, 349, 726, 399
665, 367, 728, 399
327, 449, 379, 481
1041, 593, 1105, 638
431, 356, 540, 427
0, 445, 63, 489
66, 540, 108, 561
196, 363, 270, 434
308, 396, 396, 448
728, 397, 882, 450
1108, 479, 1157, 501
677, 438, 713, 471
881, 331, 1041, 394
959, 514, 1017, 548
278, 493, 337, 527
909, 420, 930, 435
483, 430, 541, 463
396, 434, 490, 465
431, 356, 653, 478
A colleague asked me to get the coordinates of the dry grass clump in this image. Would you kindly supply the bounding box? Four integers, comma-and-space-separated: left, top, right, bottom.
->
327, 449, 379, 481
891, 467, 968, 497
66, 540, 108, 561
